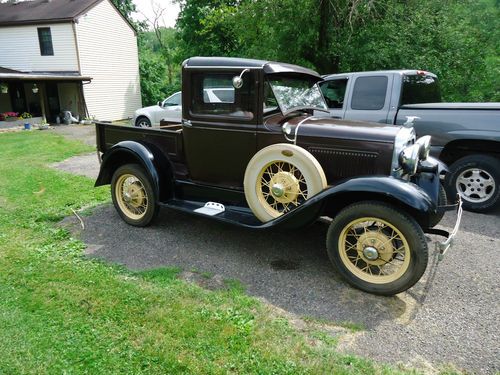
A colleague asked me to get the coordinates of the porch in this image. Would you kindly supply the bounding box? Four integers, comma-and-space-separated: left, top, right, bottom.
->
0, 67, 92, 125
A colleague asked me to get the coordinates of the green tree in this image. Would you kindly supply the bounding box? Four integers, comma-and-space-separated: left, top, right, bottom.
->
111, 0, 136, 20
175, 0, 243, 59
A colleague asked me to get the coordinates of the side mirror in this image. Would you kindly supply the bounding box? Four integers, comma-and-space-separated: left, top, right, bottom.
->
158, 101, 163, 107
232, 68, 250, 89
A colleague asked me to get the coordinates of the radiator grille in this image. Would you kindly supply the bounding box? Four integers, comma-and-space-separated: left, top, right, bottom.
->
308, 147, 378, 180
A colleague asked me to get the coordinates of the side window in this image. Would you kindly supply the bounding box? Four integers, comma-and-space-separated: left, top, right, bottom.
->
351, 76, 388, 110
191, 72, 254, 120
164, 92, 181, 106
320, 79, 348, 109
37, 27, 54, 56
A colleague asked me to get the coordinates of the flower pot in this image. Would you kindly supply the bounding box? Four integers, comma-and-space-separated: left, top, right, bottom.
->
24, 123, 31, 130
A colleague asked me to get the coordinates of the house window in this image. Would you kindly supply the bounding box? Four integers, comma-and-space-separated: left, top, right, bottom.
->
37, 27, 54, 56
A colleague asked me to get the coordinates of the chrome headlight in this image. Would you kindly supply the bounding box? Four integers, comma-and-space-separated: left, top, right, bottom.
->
399, 144, 420, 175
392, 127, 416, 173
416, 135, 431, 160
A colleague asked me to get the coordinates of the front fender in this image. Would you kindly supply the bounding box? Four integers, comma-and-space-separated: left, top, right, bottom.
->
95, 141, 161, 197
320, 176, 436, 213
427, 156, 448, 175
267, 176, 436, 229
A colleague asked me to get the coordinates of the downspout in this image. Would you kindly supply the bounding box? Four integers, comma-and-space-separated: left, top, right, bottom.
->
71, 21, 82, 74
72, 20, 88, 118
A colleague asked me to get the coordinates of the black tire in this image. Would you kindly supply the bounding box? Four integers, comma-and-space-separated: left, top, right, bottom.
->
444, 154, 500, 212
326, 201, 428, 296
135, 116, 151, 128
428, 183, 447, 228
111, 164, 159, 226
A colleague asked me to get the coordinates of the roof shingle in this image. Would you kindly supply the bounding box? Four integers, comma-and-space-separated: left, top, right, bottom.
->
0, 0, 103, 26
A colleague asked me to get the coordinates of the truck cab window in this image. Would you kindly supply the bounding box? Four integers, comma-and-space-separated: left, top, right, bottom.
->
191, 73, 254, 120
351, 76, 388, 110
401, 74, 441, 105
320, 79, 347, 109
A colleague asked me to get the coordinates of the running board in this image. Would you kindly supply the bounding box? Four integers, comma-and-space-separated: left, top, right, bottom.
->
163, 199, 263, 228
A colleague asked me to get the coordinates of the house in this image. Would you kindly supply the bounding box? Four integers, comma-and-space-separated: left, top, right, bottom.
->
0, 0, 142, 122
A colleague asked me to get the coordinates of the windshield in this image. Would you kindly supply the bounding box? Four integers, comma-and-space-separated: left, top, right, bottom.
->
266, 76, 328, 115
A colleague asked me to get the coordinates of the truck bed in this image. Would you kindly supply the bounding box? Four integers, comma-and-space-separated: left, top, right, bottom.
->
95, 122, 185, 164
401, 102, 500, 110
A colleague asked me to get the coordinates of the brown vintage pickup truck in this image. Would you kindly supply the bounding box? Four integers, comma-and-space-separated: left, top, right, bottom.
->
95, 57, 462, 296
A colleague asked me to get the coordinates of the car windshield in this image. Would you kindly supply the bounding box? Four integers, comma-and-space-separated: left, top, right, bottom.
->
266, 76, 328, 115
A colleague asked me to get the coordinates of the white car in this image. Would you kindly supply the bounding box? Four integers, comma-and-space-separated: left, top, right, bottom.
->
133, 91, 182, 128
133, 88, 235, 128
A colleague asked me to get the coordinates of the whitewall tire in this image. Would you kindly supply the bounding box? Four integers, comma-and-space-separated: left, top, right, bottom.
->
243, 144, 327, 222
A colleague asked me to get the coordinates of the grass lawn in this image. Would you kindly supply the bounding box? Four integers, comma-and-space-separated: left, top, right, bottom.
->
0, 131, 441, 374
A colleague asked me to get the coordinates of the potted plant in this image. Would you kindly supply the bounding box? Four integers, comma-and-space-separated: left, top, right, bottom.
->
38, 119, 49, 130
0, 83, 8, 94
19, 112, 32, 130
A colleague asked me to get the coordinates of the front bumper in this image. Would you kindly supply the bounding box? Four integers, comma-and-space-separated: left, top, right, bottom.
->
425, 196, 463, 260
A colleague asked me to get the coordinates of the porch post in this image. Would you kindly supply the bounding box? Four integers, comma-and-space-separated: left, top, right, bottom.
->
39, 82, 47, 122
79, 82, 89, 118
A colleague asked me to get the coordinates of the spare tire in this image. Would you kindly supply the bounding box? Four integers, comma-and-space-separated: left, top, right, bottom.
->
243, 144, 327, 222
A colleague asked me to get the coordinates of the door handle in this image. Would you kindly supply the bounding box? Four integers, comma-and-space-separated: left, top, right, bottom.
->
182, 119, 192, 127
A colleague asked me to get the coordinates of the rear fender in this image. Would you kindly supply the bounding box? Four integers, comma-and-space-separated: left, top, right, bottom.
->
95, 141, 174, 202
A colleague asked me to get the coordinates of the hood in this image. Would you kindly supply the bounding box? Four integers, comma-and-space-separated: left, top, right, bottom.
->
284, 116, 401, 143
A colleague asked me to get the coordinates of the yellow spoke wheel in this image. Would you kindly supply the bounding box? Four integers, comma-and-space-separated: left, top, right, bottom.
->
115, 174, 149, 220
339, 217, 410, 284
326, 201, 428, 296
256, 160, 308, 217
111, 164, 159, 227
244, 144, 327, 222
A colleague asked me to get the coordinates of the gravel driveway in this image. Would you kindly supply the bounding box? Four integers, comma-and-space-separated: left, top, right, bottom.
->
60, 204, 499, 374
54, 125, 499, 374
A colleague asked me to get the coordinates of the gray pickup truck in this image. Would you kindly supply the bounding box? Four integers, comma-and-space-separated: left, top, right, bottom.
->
320, 70, 500, 212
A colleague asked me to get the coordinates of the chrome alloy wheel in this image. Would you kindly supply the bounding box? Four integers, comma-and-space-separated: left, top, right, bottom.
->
455, 168, 496, 204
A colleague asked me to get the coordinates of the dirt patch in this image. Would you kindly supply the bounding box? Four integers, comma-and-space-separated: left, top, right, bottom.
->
177, 270, 230, 291
50, 153, 99, 179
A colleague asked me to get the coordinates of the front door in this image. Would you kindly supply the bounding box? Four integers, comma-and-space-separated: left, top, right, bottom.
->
9, 82, 27, 114
45, 83, 60, 122
182, 70, 258, 188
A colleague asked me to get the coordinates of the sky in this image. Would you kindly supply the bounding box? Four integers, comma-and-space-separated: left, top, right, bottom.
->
132, 0, 181, 29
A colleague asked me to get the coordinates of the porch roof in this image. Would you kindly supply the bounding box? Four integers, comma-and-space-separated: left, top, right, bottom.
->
0, 67, 91, 82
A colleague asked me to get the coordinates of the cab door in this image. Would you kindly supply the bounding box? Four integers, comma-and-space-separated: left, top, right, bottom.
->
344, 74, 394, 123
181, 69, 258, 188
319, 77, 349, 119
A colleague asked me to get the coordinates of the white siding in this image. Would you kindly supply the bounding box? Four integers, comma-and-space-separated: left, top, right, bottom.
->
76, 0, 142, 121
0, 23, 78, 72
